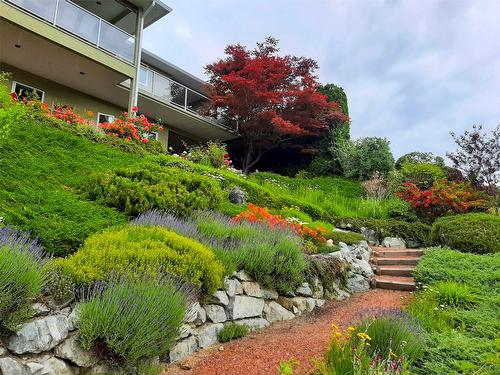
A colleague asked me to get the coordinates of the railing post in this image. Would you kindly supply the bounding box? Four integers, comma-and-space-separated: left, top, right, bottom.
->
96, 19, 102, 48
151, 70, 155, 96
53, 0, 60, 25
184, 87, 188, 110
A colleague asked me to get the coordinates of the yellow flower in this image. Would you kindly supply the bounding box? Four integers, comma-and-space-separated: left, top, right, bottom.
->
348, 326, 355, 331
356, 332, 372, 341
331, 323, 339, 331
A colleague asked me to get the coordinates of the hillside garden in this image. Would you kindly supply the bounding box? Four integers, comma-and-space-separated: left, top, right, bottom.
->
0, 39, 499, 375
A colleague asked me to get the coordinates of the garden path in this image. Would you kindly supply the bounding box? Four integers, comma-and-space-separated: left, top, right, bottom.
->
162, 289, 411, 375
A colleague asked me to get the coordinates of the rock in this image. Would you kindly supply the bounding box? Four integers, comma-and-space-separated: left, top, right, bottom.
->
326, 239, 335, 247
233, 318, 269, 331
204, 305, 227, 323
295, 282, 313, 297
315, 299, 326, 308
347, 274, 371, 293
276, 296, 294, 312
223, 278, 243, 297
193, 323, 224, 349
211, 291, 230, 306
0, 345, 7, 356
67, 305, 81, 331
87, 363, 112, 374
24, 354, 76, 375
324, 282, 350, 301
177, 324, 193, 340
184, 302, 206, 326
54, 334, 98, 367
229, 187, 246, 204
233, 270, 254, 282
169, 336, 198, 363
7, 315, 69, 354
59, 307, 71, 317
311, 278, 324, 299
291, 297, 316, 314
261, 288, 279, 300
229, 296, 264, 319
241, 281, 262, 297
0, 357, 30, 375
382, 237, 406, 248
31, 303, 50, 317
263, 301, 295, 323
361, 227, 378, 245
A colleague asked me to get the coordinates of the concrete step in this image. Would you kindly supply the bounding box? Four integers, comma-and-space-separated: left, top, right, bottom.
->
372, 248, 424, 258
372, 275, 416, 291
374, 265, 415, 277
371, 256, 420, 266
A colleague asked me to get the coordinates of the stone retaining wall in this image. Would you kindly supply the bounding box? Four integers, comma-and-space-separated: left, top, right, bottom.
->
0, 242, 373, 374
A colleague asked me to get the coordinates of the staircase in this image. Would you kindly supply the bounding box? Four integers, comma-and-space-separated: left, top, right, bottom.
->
370, 247, 424, 291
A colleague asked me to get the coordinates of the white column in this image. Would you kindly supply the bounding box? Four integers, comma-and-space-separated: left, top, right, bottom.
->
128, 6, 144, 115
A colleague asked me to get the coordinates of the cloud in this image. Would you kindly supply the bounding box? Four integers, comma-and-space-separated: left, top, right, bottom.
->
142, 0, 500, 160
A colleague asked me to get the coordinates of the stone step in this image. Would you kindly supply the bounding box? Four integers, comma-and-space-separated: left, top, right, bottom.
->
372, 248, 424, 258
372, 275, 415, 291
373, 265, 415, 277
371, 256, 420, 266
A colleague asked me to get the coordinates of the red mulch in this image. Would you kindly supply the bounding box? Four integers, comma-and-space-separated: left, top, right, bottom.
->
162, 289, 411, 375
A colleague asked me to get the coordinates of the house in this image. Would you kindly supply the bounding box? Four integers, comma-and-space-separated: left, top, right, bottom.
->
0, 0, 237, 149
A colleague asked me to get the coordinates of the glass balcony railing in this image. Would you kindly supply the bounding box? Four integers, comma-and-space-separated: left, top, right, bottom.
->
5, 0, 135, 63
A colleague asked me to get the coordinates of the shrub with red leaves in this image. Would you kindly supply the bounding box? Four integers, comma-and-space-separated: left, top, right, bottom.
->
397, 180, 488, 222
99, 109, 163, 144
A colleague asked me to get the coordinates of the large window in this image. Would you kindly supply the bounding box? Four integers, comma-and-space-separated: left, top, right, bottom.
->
97, 112, 115, 125
11, 81, 45, 101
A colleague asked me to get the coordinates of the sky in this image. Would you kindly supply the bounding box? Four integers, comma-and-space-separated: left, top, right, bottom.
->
143, 0, 500, 160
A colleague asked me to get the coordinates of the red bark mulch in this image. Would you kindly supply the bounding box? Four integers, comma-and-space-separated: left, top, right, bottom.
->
162, 289, 411, 375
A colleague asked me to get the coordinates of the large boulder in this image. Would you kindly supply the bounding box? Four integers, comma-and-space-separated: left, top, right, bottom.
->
228, 296, 264, 319
169, 336, 198, 363
54, 334, 98, 368
261, 288, 279, 300
361, 227, 378, 245
204, 305, 227, 323
233, 270, 253, 282
229, 187, 246, 204
263, 301, 295, 323
290, 297, 316, 314
382, 237, 406, 248
193, 323, 224, 349
67, 305, 81, 332
232, 318, 269, 331
347, 273, 371, 293
295, 282, 313, 297
7, 315, 70, 354
184, 302, 206, 326
210, 291, 230, 306
24, 354, 76, 375
177, 324, 193, 340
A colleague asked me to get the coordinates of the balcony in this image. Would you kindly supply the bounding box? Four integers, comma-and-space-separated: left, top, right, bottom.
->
122, 66, 230, 129
4, 0, 135, 63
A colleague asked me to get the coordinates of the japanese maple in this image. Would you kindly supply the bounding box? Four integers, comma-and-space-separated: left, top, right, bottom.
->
205, 37, 348, 173
397, 180, 488, 222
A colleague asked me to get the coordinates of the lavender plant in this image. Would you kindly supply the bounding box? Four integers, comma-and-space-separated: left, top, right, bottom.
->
0, 226, 47, 331
78, 276, 191, 369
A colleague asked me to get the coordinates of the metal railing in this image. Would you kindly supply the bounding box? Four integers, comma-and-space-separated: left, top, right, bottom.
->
5, 0, 135, 63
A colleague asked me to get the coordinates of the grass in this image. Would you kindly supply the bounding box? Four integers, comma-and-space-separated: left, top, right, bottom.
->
217, 323, 249, 343
408, 247, 500, 374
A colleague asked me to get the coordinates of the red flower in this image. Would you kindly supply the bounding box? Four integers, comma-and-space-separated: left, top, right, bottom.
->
132, 106, 139, 112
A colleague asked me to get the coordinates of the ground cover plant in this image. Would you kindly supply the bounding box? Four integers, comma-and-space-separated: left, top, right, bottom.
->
132, 210, 306, 293
408, 247, 500, 374
49, 225, 224, 295
0, 227, 47, 332
217, 323, 249, 343
79, 277, 190, 371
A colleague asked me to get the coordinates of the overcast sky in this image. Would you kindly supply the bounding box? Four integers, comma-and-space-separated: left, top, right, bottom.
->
143, 0, 500, 159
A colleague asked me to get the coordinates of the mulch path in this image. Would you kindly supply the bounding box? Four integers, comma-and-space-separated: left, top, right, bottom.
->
162, 289, 412, 375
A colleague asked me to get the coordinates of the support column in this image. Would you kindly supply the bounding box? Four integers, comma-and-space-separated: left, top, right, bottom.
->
128, 6, 144, 115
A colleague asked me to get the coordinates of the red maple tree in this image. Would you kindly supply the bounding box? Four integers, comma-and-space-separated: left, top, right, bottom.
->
205, 37, 348, 173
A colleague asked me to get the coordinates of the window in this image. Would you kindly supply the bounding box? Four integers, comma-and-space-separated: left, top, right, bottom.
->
11, 81, 44, 101
145, 131, 159, 141
97, 112, 115, 125
139, 66, 150, 86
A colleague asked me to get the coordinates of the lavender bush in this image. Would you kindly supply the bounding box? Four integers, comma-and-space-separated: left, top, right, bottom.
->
0, 226, 47, 331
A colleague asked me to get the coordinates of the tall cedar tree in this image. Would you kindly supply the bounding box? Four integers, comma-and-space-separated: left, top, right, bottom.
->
205, 37, 348, 173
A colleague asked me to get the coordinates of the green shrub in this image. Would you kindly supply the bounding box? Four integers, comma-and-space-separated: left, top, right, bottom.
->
79, 278, 187, 368
217, 323, 249, 343
396, 162, 446, 190
431, 213, 500, 254
395, 152, 445, 170
332, 216, 431, 247
0, 228, 46, 332
386, 198, 417, 221
406, 296, 455, 333
84, 167, 223, 217
330, 230, 365, 245
50, 225, 224, 295
186, 140, 228, 168
351, 314, 426, 361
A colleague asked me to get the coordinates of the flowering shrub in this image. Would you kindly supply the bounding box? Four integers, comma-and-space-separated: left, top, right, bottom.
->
182, 140, 231, 168
51, 104, 95, 126
99, 107, 163, 144
397, 180, 488, 221
233, 204, 329, 246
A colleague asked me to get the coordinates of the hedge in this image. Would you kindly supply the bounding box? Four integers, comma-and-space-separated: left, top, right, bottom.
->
431, 213, 500, 254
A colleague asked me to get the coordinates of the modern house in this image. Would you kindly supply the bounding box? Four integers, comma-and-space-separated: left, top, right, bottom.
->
0, 0, 237, 149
